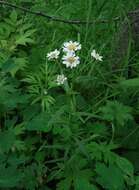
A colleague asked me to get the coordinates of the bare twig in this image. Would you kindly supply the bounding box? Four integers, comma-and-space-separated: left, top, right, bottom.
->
0, 0, 120, 25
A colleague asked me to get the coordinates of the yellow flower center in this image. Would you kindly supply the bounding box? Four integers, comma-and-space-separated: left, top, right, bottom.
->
67, 56, 75, 63
68, 44, 76, 51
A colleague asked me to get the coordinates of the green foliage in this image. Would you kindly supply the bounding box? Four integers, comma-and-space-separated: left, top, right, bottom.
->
116, 157, 134, 177
100, 101, 133, 126
120, 78, 139, 88
96, 163, 125, 190
0, 165, 22, 188
0, 1, 139, 189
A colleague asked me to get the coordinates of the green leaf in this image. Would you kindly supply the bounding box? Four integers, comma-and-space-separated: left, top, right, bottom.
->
135, 176, 139, 190
0, 165, 22, 188
2, 58, 27, 77
116, 157, 134, 176
100, 101, 133, 126
15, 29, 35, 46
26, 106, 68, 132
87, 142, 118, 164
120, 78, 139, 88
10, 10, 17, 23
15, 35, 34, 45
0, 130, 15, 153
57, 177, 72, 190
87, 123, 108, 136
95, 163, 125, 190
74, 170, 96, 190
26, 112, 52, 132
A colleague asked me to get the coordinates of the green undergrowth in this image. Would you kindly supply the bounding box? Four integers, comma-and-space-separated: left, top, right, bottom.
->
1, 0, 139, 189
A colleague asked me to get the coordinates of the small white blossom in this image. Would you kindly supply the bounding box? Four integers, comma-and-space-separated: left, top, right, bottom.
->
91, 49, 103, 61
63, 41, 81, 53
47, 49, 60, 60
56, 74, 67, 85
62, 52, 80, 69
43, 89, 47, 95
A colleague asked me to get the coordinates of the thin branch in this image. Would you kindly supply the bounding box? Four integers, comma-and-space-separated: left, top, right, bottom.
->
0, 0, 120, 25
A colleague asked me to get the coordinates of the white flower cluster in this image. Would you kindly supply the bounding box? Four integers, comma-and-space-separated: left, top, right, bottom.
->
46, 41, 103, 85
47, 49, 60, 60
62, 41, 81, 69
46, 41, 81, 69
56, 74, 67, 85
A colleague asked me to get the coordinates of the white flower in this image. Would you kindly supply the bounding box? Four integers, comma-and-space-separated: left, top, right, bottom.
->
47, 49, 60, 60
91, 49, 103, 61
63, 41, 81, 53
43, 89, 47, 95
56, 74, 67, 85
62, 52, 80, 69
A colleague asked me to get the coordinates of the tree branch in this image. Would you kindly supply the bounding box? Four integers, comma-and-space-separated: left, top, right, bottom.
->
0, 0, 120, 25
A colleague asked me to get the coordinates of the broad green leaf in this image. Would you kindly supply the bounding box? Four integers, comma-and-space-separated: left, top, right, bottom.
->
116, 157, 134, 176
2, 58, 27, 77
100, 101, 133, 126
95, 163, 125, 190
26, 112, 52, 132
0, 165, 22, 188
74, 170, 96, 190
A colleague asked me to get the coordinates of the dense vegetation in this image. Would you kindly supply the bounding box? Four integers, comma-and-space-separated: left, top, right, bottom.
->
1, 0, 139, 189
